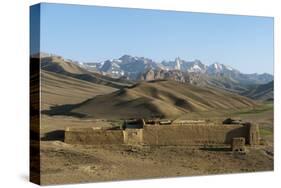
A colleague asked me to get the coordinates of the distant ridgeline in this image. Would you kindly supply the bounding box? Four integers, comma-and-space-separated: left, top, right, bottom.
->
35, 52, 273, 101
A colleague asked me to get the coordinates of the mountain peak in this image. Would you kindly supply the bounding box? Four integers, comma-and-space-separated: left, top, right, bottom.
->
207, 62, 238, 74
74, 54, 272, 84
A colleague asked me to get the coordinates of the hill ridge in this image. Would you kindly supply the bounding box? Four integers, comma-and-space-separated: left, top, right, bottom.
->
44, 80, 258, 119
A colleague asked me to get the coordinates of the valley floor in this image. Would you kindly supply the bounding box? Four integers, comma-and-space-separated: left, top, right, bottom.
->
38, 102, 274, 185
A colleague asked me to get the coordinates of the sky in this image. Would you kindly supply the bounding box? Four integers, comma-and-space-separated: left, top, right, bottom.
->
34, 3, 274, 74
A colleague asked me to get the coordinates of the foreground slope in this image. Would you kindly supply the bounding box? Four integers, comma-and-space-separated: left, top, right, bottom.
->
46, 80, 257, 119
41, 70, 117, 110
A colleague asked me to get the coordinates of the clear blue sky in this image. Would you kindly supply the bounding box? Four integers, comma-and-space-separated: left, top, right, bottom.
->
37, 3, 274, 74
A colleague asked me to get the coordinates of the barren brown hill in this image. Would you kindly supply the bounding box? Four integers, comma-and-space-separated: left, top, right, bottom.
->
40, 56, 133, 89
45, 80, 258, 119
41, 70, 117, 110
41, 56, 87, 74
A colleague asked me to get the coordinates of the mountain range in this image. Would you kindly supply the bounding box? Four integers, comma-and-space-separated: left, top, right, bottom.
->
80, 55, 273, 99
37, 53, 273, 101
81, 55, 272, 84
33, 52, 274, 120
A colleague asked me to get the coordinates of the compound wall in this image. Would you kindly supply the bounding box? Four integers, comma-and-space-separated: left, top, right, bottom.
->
123, 129, 143, 145
64, 124, 259, 146
142, 124, 257, 146
64, 128, 123, 145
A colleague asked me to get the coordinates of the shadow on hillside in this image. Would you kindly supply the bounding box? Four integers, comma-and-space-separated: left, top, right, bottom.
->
41, 104, 87, 118
41, 130, 65, 141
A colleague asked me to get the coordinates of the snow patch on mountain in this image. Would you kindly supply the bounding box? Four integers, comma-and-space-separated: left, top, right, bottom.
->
188, 64, 202, 72
77, 54, 272, 84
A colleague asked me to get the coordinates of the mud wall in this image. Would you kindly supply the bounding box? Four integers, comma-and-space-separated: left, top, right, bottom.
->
248, 123, 260, 145
123, 129, 143, 145
142, 124, 252, 146
64, 124, 259, 146
64, 128, 124, 145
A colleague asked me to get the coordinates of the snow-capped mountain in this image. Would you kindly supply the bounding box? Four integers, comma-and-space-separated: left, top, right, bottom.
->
81, 62, 103, 72
207, 63, 239, 75
100, 60, 125, 78
182, 60, 207, 73
92, 55, 160, 79
37, 51, 273, 100
161, 58, 207, 73
79, 54, 273, 85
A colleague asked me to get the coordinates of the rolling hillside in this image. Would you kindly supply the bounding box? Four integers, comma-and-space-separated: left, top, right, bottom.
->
37, 54, 273, 101
40, 56, 133, 89
41, 70, 117, 110
45, 80, 258, 119
242, 81, 273, 101
141, 69, 251, 93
